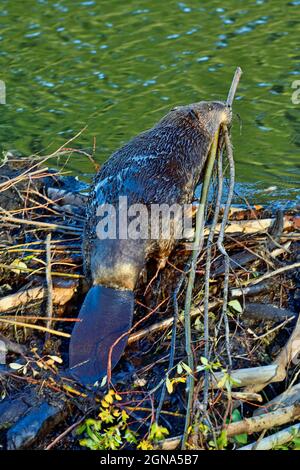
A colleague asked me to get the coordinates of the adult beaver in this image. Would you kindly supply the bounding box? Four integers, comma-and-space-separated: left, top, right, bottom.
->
69, 101, 231, 386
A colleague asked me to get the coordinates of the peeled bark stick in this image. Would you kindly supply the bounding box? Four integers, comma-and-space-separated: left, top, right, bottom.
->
0, 282, 77, 313
231, 391, 263, 403
227, 67, 243, 106
254, 384, 300, 416
0, 263, 83, 279
245, 313, 300, 394
213, 241, 291, 277
211, 364, 279, 389
238, 423, 300, 451
231, 281, 272, 299
226, 404, 300, 438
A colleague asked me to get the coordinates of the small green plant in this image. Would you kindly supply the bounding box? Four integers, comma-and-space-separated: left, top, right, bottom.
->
208, 430, 228, 450
137, 422, 169, 450
77, 390, 137, 450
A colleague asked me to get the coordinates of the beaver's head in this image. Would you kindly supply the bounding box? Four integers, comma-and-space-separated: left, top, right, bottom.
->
161, 101, 232, 138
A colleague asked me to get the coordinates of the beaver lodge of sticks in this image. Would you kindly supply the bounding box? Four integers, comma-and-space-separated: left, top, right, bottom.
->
1, 79, 300, 451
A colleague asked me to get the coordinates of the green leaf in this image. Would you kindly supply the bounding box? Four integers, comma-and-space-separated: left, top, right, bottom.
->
181, 362, 193, 375
228, 300, 243, 314
200, 356, 208, 366
216, 430, 228, 450
230, 409, 248, 445
231, 409, 242, 422
234, 433, 248, 445
149, 422, 169, 442
125, 429, 137, 444
100, 375, 107, 387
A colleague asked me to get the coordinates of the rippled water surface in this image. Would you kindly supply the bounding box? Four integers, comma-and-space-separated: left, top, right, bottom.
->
0, 0, 299, 204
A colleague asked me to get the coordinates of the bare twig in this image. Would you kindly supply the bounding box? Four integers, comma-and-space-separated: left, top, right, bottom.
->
0, 318, 71, 338
244, 262, 300, 287
0, 215, 82, 234
45, 233, 53, 341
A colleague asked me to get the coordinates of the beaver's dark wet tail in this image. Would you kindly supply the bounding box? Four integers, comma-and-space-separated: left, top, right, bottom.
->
69, 285, 134, 387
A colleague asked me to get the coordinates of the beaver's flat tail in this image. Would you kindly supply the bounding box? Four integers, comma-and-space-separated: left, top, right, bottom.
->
69, 285, 134, 387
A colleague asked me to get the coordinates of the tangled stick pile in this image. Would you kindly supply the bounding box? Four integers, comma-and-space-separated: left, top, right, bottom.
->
0, 144, 299, 450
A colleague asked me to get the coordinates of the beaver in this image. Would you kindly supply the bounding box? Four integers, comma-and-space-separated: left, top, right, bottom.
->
69, 101, 232, 386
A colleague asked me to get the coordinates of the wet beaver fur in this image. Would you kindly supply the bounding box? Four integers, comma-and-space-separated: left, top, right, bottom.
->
69, 101, 231, 387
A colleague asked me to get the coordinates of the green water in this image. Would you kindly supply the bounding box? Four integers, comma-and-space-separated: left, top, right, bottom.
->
0, 0, 299, 204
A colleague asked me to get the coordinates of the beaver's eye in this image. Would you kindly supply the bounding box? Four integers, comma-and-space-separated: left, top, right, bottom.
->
208, 106, 212, 112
